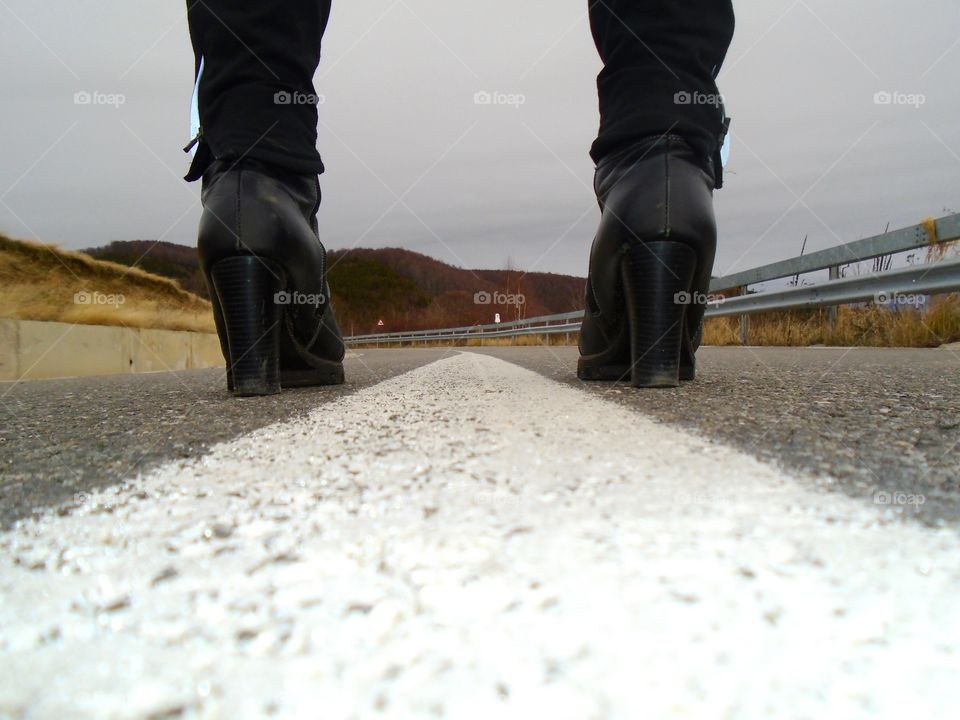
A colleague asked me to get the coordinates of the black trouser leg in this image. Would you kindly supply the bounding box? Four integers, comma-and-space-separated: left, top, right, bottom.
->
589, 0, 735, 168
184, 0, 331, 181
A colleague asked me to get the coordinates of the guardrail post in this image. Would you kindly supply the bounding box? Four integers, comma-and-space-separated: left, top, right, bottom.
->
738, 286, 749, 345
828, 265, 840, 329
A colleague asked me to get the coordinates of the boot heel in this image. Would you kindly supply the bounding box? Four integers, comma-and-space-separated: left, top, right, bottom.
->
210, 256, 285, 396
621, 241, 698, 388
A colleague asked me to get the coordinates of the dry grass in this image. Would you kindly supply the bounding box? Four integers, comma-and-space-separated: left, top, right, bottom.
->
0, 233, 215, 333
702, 295, 960, 347
463, 333, 574, 347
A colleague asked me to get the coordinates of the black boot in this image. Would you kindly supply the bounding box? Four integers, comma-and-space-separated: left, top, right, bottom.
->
198, 159, 345, 396
577, 136, 717, 388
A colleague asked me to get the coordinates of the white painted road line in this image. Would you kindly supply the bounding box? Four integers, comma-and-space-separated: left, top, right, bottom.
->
1, 352, 958, 718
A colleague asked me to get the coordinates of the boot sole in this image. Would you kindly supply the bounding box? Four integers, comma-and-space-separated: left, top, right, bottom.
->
577, 361, 695, 382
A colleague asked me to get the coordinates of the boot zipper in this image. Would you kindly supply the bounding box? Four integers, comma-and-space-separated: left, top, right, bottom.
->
183, 127, 203, 154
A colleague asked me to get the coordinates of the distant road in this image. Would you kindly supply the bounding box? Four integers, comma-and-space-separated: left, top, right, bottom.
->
2, 346, 958, 528
1, 348, 958, 717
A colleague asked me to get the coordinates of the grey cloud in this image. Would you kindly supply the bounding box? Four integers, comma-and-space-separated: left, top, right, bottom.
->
0, 0, 957, 279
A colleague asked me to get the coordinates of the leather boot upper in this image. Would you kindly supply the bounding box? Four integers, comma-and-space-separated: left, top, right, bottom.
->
198, 159, 344, 363
580, 136, 717, 363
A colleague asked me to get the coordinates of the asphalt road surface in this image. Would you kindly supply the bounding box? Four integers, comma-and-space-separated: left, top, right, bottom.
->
1, 347, 958, 717
3, 346, 958, 528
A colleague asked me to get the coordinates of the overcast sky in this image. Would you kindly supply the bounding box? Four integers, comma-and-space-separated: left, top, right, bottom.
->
1, 0, 958, 280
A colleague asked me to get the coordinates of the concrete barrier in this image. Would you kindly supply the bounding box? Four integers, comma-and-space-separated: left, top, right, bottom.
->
0, 319, 224, 382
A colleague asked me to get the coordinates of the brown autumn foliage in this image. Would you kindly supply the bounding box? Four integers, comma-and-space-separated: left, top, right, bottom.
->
325, 247, 585, 334
83, 240, 209, 298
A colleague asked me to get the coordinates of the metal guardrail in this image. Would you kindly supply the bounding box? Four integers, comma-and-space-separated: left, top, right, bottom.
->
707, 214, 960, 291
345, 214, 960, 345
